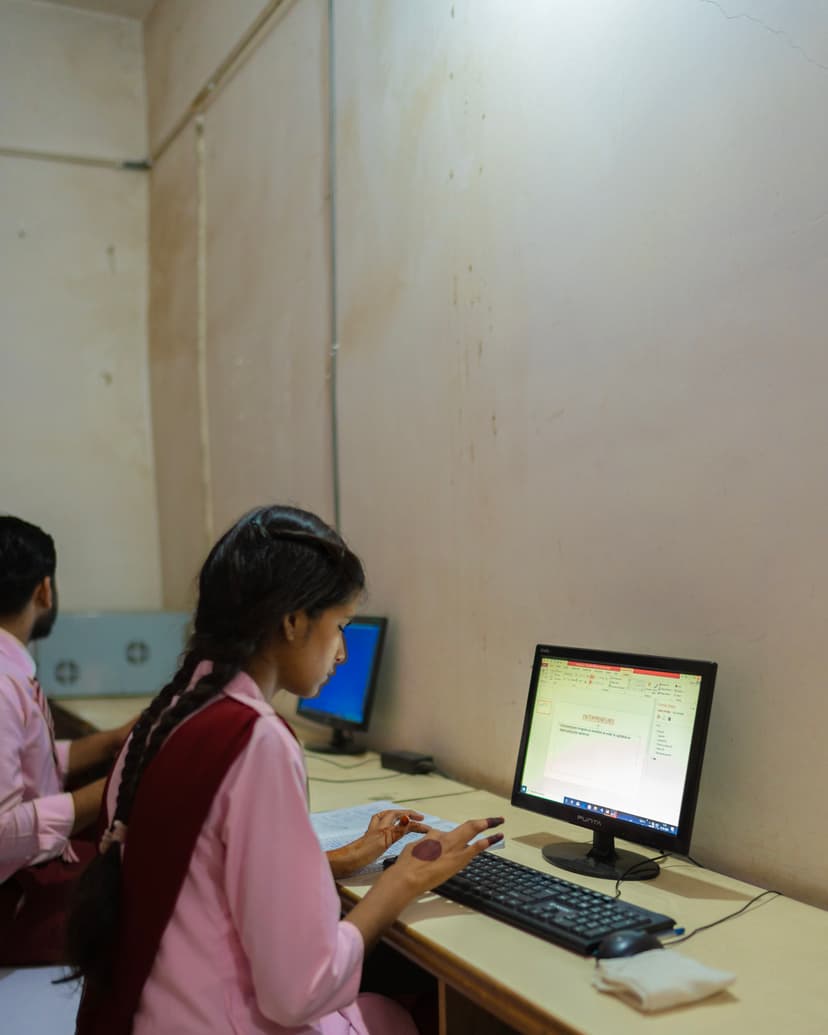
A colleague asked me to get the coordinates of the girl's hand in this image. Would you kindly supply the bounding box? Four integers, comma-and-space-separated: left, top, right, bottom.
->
343, 816, 506, 952
327, 809, 429, 878
380, 816, 505, 897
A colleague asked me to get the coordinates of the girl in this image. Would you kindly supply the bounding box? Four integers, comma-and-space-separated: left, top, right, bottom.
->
67, 505, 503, 1034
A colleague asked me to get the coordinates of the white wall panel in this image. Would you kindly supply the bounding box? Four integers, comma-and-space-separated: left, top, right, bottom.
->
0, 0, 146, 158
202, 0, 332, 534
0, 0, 159, 611
0, 157, 160, 609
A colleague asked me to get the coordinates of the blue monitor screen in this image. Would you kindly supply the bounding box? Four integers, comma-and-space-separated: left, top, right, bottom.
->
297, 618, 385, 729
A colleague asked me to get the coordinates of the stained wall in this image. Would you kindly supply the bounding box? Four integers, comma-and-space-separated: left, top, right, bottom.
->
0, 0, 160, 610
145, 0, 828, 907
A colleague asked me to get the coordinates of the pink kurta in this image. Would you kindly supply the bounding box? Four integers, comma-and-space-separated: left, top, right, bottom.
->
0, 628, 74, 884
105, 668, 416, 1035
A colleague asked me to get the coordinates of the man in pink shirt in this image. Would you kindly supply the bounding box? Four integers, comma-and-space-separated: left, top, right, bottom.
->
0, 515, 132, 963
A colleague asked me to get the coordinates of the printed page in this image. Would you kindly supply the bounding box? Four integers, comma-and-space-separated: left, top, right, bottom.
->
311, 799, 502, 874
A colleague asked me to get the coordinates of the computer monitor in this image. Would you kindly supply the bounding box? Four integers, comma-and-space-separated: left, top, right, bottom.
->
511, 644, 716, 881
297, 616, 387, 754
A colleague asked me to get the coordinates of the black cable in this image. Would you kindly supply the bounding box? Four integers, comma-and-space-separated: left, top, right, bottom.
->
307, 773, 406, 784
606, 850, 782, 948
613, 854, 669, 898
662, 888, 782, 946
393, 788, 478, 804
303, 753, 375, 768
613, 848, 708, 899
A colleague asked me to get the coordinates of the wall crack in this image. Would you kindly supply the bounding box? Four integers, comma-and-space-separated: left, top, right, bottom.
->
698, 0, 828, 74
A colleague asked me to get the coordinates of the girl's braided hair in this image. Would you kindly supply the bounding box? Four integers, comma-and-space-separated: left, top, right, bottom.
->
66, 505, 364, 988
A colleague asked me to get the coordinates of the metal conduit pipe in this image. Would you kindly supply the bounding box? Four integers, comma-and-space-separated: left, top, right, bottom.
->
328, 0, 342, 531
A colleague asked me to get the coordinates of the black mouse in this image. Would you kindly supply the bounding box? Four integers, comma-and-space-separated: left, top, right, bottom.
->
594, 929, 664, 959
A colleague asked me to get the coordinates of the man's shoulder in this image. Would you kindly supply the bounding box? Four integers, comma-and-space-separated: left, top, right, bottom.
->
0, 668, 31, 717
0, 646, 35, 698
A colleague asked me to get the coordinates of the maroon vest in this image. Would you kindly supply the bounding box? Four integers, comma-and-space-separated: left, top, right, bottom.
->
75, 696, 281, 1034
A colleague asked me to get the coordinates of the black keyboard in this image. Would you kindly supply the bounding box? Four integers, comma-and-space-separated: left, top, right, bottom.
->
433, 851, 675, 956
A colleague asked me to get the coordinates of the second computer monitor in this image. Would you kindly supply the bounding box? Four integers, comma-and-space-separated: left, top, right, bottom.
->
511, 644, 716, 880
297, 616, 387, 754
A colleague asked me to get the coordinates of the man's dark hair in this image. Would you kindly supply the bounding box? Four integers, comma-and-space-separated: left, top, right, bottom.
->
0, 516, 57, 617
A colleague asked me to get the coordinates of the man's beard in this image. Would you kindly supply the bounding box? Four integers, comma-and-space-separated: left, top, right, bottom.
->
31, 587, 58, 641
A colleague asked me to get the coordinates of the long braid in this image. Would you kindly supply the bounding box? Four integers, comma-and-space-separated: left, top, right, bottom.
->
119, 659, 241, 823
110, 650, 200, 835
65, 653, 242, 988
65, 651, 202, 988
66, 503, 366, 992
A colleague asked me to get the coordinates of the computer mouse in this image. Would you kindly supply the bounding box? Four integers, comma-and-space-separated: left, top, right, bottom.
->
594, 929, 664, 959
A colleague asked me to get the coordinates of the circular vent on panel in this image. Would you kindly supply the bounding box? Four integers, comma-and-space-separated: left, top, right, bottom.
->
126, 641, 150, 665
55, 660, 80, 685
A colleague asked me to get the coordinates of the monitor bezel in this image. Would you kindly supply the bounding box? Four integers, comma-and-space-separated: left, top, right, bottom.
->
510, 644, 717, 857
296, 616, 388, 733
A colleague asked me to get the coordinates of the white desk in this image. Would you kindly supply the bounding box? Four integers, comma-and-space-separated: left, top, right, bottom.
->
59, 702, 828, 1034
306, 750, 827, 1035
55, 696, 153, 730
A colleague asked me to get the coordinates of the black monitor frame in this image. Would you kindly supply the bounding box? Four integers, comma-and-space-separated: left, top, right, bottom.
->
297, 616, 387, 754
511, 644, 717, 880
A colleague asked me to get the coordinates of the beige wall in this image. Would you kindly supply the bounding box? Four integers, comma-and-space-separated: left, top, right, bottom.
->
144, 0, 271, 155
0, 0, 146, 159
146, 0, 333, 606
148, 125, 206, 611
144, 0, 828, 909
0, 0, 160, 610
203, 0, 333, 536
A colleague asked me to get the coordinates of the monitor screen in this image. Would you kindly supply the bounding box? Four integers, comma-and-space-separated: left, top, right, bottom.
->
297, 616, 387, 754
511, 645, 716, 881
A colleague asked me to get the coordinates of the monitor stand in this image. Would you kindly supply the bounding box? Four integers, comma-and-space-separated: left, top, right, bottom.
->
305, 727, 365, 756
542, 829, 660, 881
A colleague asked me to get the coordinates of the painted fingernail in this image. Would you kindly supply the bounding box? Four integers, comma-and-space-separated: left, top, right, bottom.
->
487, 817, 505, 828
488, 832, 504, 846
399, 815, 410, 825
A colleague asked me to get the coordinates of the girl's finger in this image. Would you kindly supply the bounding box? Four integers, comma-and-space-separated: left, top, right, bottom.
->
405, 821, 430, 834
371, 810, 407, 829
445, 816, 504, 846
387, 820, 430, 844
469, 831, 504, 855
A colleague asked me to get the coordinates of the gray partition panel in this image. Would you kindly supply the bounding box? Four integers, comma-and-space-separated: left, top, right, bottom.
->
33, 612, 191, 698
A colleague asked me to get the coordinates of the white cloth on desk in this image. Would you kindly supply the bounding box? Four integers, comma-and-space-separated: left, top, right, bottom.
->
592, 948, 735, 1012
